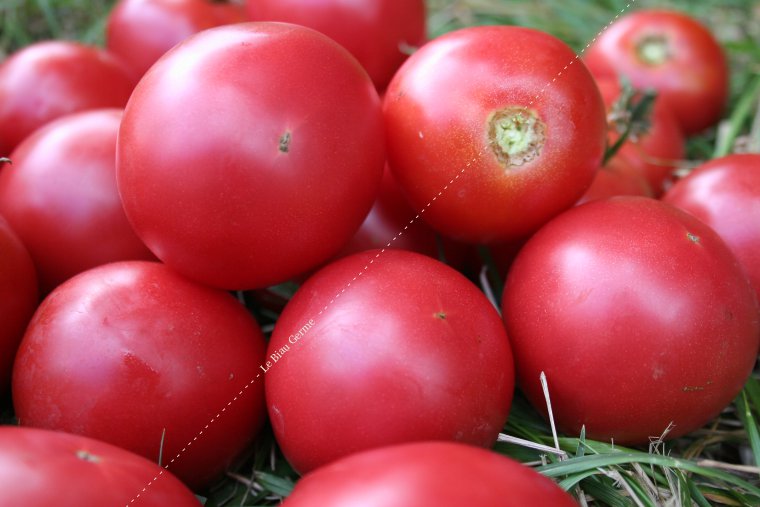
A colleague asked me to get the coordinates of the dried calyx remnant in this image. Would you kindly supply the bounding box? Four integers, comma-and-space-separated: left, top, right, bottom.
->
488, 106, 545, 168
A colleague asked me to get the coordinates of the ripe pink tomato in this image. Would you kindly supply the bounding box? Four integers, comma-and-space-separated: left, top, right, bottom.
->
503, 197, 759, 444
663, 154, 760, 299
0, 426, 200, 506
13, 261, 268, 491
585, 10, 728, 135
384, 26, 606, 243
0, 215, 37, 393
107, 0, 247, 79
282, 442, 577, 507
266, 250, 514, 474
0, 109, 154, 294
576, 156, 652, 205
245, 0, 426, 90
0, 41, 135, 155
117, 23, 384, 290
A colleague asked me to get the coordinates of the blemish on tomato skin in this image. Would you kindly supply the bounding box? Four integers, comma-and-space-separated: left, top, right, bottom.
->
434, 312, 447, 320
686, 232, 700, 244
279, 131, 291, 153
75, 450, 101, 463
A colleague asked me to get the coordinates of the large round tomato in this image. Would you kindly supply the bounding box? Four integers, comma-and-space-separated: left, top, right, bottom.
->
0, 109, 154, 294
663, 154, 760, 299
282, 442, 577, 507
245, 0, 426, 90
0, 215, 37, 394
117, 23, 384, 290
0, 426, 200, 506
503, 197, 759, 444
266, 250, 513, 474
0, 41, 135, 156
384, 26, 606, 243
13, 261, 268, 491
107, 0, 247, 79
584, 10, 728, 135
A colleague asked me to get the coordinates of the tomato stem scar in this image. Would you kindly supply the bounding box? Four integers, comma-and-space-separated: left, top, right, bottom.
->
487, 107, 545, 168
636, 35, 671, 66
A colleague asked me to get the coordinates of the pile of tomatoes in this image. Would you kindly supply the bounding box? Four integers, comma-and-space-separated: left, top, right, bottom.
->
0, 1, 758, 505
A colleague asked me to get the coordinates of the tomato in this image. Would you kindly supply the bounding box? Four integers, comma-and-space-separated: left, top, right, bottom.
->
384, 26, 606, 243
245, 0, 426, 91
265, 249, 514, 474
576, 156, 652, 205
282, 441, 576, 507
12, 261, 268, 491
663, 154, 760, 299
502, 197, 759, 444
106, 0, 247, 79
0, 426, 200, 506
0, 215, 37, 394
117, 23, 384, 290
0, 41, 135, 156
584, 10, 728, 135
0, 109, 154, 294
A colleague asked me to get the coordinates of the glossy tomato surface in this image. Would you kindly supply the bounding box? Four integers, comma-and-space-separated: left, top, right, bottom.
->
0, 41, 135, 155
0, 426, 200, 506
0, 109, 154, 293
117, 23, 384, 290
13, 261, 268, 491
107, 0, 247, 78
503, 197, 760, 444
245, 0, 426, 90
585, 9, 728, 135
384, 26, 606, 243
664, 154, 760, 298
282, 442, 577, 507
0, 215, 37, 393
266, 250, 514, 473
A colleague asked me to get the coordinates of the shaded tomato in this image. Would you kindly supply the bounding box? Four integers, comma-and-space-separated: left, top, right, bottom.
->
584, 9, 728, 135
0, 426, 200, 506
384, 26, 606, 243
576, 156, 652, 205
13, 261, 268, 491
0, 109, 154, 294
106, 0, 247, 79
266, 249, 513, 473
663, 154, 760, 299
503, 197, 759, 444
0, 41, 135, 155
245, 0, 426, 90
117, 23, 384, 290
282, 442, 577, 507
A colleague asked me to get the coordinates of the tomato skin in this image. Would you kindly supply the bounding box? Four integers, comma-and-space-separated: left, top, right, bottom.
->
384, 26, 606, 243
245, 0, 426, 90
117, 23, 384, 290
0, 216, 37, 394
266, 249, 514, 474
0, 41, 135, 156
502, 197, 759, 444
282, 441, 576, 507
107, 0, 247, 79
12, 261, 268, 491
0, 109, 154, 294
584, 10, 728, 135
663, 154, 760, 299
576, 156, 652, 205
0, 426, 200, 506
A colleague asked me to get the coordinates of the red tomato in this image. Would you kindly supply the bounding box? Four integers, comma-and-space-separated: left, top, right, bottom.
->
0, 109, 154, 294
663, 154, 760, 299
282, 442, 577, 507
245, 0, 426, 90
384, 26, 606, 243
576, 156, 652, 205
0, 41, 135, 156
0, 426, 200, 506
503, 197, 759, 444
584, 10, 728, 135
13, 261, 268, 491
107, 0, 247, 79
266, 249, 514, 473
596, 78, 685, 195
117, 23, 384, 290
0, 215, 37, 393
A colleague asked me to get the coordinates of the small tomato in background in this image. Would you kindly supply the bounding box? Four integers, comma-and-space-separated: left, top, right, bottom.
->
576, 156, 653, 205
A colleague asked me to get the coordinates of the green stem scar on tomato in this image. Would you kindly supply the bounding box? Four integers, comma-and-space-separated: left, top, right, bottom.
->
636, 35, 671, 66
488, 107, 545, 168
